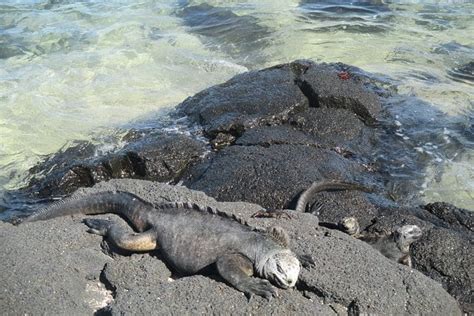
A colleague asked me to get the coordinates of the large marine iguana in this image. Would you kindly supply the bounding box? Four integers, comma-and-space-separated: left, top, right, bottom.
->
20, 191, 305, 298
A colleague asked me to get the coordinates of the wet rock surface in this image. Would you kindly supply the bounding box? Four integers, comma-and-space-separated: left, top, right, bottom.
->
25, 133, 206, 199
3, 60, 473, 313
178, 61, 386, 210
1, 180, 462, 315
176, 62, 309, 138
423, 202, 474, 233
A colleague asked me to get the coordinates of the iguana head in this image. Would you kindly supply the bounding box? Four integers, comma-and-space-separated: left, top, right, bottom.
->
258, 250, 301, 289
340, 217, 360, 236
394, 225, 422, 253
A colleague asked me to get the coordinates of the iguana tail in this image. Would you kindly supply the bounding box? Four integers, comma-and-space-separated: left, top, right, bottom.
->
295, 180, 374, 213
21, 191, 155, 229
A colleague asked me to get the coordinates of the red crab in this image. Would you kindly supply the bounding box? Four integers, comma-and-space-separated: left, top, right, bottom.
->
338, 71, 351, 80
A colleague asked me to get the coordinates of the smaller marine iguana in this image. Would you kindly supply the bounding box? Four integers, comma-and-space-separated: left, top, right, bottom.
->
338, 217, 422, 267
21, 191, 310, 298
290, 181, 421, 267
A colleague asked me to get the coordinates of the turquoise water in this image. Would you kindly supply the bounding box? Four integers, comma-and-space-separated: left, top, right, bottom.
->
0, 0, 473, 211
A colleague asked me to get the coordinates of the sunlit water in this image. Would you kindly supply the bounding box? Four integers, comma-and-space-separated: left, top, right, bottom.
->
0, 0, 473, 212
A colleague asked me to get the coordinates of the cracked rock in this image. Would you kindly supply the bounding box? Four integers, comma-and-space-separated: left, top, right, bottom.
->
176, 62, 309, 137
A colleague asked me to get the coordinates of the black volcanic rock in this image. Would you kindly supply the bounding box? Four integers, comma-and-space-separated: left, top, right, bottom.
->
176, 62, 309, 138
185, 143, 374, 210
26, 134, 206, 199
180, 60, 386, 209
423, 202, 474, 233
412, 227, 473, 314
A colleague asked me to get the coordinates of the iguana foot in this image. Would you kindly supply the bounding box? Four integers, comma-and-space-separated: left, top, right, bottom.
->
83, 218, 113, 236
251, 210, 292, 219
298, 254, 316, 270
216, 253, 278, 299
339, 217, 360, 236
11, 217, 23, 226
238, 278, 278, 300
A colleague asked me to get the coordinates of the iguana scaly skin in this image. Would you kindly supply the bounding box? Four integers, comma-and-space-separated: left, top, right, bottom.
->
21, 191, 303, 298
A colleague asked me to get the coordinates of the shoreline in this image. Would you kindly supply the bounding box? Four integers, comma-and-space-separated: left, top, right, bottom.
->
1, 60, 472, 313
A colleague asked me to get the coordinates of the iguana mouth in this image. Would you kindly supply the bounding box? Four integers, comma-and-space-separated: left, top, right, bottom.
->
275, 278, 291, 289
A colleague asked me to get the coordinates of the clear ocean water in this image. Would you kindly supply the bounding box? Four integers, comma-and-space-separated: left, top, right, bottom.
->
0, 0, 473, 213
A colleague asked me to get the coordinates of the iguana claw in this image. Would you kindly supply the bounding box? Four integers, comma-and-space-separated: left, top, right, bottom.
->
240, 278, 278, 300
298, 254, 316, 270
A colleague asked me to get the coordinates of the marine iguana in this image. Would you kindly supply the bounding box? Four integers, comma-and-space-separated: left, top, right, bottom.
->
338, 217, 422, 267
289, 181, 421, 267
21, 191, 306, 298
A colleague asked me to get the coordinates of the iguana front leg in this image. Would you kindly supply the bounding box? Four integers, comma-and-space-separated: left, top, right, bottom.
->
216, 253, 277, 299
83, 219, 158, 251
297, 253, 316, 270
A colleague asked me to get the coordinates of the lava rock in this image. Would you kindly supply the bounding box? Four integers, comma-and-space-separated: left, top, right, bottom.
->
185, 142, 374, 210
176, 62, 309, 137
411, 227, 474, 313
423, 202, 473, 233
25, 134, 206, 198
1, 180, 462, 315
0, 216, 113, 314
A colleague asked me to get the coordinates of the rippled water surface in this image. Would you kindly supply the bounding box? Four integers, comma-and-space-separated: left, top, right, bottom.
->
1, 0, 473, 211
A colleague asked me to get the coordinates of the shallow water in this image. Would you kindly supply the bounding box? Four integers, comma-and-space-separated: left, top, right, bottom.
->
0, 0, 473, 212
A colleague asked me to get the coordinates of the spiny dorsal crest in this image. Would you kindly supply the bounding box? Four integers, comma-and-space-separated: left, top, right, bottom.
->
155, 202, 292, 247
267, 226, 290, 247
155, 201, 249, 226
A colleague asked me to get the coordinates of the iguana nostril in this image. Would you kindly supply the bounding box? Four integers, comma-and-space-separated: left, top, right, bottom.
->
287, 278, 295, 286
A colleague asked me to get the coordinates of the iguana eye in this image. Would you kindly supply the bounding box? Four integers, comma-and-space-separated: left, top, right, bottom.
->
277, 265, 284, 274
